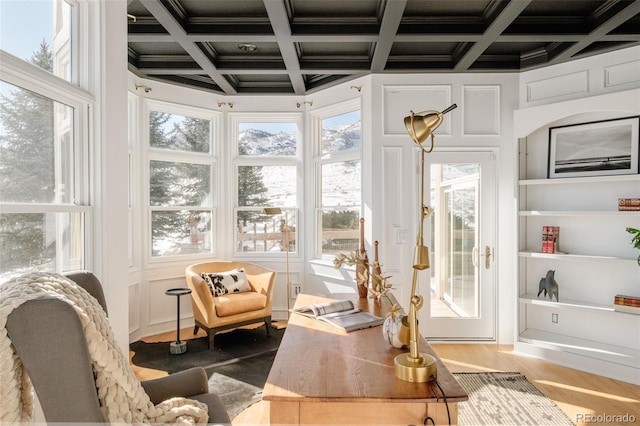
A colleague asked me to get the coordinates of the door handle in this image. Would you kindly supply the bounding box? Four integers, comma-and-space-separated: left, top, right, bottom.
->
483, 245, 492, 269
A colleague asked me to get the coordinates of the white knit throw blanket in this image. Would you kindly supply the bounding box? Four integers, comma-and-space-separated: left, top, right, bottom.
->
0, 271, 208, 424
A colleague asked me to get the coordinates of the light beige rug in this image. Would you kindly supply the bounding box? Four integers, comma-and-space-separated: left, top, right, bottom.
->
454, 372, 575, 425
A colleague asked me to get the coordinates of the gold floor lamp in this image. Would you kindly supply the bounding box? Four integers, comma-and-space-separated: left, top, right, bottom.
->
263, 207, 291, 329
395, 103, 457, 383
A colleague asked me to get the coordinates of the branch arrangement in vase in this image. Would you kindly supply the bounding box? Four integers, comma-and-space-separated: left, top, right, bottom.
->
333, 244, 402, 319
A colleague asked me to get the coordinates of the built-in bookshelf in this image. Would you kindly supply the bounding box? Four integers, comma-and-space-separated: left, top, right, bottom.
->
515, 107, 640, 385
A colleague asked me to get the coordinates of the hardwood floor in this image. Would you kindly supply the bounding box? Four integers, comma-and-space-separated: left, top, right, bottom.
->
131, 328, 640, 425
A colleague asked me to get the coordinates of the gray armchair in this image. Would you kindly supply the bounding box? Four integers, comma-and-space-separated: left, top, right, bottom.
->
5, 271, 231, 425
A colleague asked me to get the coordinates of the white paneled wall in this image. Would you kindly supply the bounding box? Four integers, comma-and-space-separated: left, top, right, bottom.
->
519, 46, 640, 108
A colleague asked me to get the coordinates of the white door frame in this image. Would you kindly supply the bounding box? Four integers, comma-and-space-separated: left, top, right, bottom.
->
419, 150, 497, 340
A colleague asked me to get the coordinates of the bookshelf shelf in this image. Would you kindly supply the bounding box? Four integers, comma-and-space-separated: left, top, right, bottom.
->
519, 294, 614, 313
516, 329, 639, 369
518, 251, 636, 264
519, 211, 640, 217
519, 175, 640, 186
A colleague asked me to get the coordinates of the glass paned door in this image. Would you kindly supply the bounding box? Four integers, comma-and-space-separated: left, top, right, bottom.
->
421, 151, 496, 340
442, 180, 479, 317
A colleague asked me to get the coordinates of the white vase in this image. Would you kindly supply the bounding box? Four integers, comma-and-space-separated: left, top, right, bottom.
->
382, 313, 407, 348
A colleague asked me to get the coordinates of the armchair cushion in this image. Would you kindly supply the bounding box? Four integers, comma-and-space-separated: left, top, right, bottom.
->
202, 268, 251, 296
214, 292, 267, 317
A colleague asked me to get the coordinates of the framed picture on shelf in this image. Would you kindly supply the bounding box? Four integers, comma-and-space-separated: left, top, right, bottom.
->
548, 115, 640, 178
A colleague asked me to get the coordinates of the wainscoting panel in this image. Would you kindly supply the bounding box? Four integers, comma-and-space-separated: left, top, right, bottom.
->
128, 281, 140, 334
273, 270, 300, 317
147, 275, 193, 327
604, 60, 640, 88
381, 146, 405, 276
463, 85, 500, 136
383, 85, 452, 135
526, 70, 589, 102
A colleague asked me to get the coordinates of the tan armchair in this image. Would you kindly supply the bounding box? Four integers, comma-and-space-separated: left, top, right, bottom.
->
185, 261, 276, 350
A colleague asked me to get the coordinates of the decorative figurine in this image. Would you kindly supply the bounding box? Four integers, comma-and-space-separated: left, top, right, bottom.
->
537, 270, 559, 302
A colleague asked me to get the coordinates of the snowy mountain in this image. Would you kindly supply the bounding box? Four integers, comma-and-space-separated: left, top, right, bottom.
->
238, 122, 362, 207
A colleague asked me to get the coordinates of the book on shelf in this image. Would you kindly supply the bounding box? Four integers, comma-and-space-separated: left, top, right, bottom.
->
542, 226, 560, 253
614, 294, 640, 307
292, 299, 384, 332
618, 198, 640, 211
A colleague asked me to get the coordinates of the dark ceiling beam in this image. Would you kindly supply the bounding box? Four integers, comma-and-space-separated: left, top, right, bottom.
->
136, 68, 204, 75
292, 35, 379, 42
128, 34, 176, 43
395, 34, 484, 42
138, 0, 237, 94
129, 33, 383, 43
454, 0, 532, 72
549, 0, 640, 64
304, 73, 369, 95
184, 19, 273, 35
129, 32, 640, 45
263, 0, 306, 95
371, 0, 407, 72
129, 34, 278, 43
221, 68, 363, 75
497, 34, 640, 42
600, 34, 640, 42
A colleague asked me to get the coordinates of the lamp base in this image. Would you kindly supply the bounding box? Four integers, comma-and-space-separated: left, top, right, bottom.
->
169, 341, 187, 355
394, 352, 437, 382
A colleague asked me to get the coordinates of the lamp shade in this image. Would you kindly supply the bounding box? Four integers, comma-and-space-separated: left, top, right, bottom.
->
403, 110, 443, 146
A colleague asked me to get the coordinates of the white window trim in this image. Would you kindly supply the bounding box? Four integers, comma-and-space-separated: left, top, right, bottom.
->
142, 99, 221, 265
0, 0, 95, 275
311, 98, 363, 261
229, 112, 303, 259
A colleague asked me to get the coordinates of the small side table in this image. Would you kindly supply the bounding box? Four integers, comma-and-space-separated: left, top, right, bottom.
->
165, 287, 192, 354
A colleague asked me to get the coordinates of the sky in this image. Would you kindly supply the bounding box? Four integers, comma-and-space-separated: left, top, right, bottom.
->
0, 1, 53, 62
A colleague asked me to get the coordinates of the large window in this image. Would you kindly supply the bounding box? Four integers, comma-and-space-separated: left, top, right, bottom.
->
146, 103, 217, 259
314, 101, 362, 258
0, 0, 75, 83
232, 115, 301, 255
0, 0, 90, 280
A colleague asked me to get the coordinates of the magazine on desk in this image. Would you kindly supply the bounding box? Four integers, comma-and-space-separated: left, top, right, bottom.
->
292, 299, 384, 332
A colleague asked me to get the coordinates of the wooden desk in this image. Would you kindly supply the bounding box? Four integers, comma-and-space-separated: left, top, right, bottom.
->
263, 294, 467, 425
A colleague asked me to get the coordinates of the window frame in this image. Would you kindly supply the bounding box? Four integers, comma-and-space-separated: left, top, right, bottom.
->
229, 112, 303, 258
311, 99, 362, 261
0, 0, 93, 277
143, 99, 220, 264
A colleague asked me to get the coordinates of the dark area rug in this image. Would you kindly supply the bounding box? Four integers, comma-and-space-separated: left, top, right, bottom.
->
130, 326, 283, 388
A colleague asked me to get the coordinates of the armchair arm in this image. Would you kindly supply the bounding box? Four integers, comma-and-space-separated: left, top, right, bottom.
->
141, 367, 209, 404
246, 269, 276, 301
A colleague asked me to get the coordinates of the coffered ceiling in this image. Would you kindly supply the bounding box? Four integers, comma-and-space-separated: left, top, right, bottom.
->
127, 0, 640, 95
